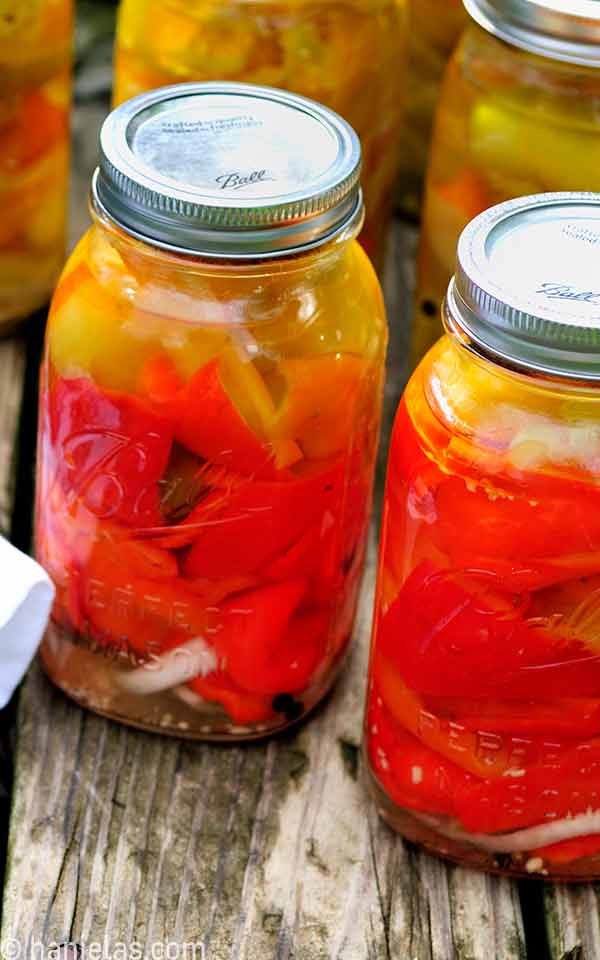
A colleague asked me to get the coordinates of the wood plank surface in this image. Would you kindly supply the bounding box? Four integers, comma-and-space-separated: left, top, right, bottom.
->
0, 218, 528, 960
545, 885, 600, 960
2, 559, 527, 960
0, 337, 28, 901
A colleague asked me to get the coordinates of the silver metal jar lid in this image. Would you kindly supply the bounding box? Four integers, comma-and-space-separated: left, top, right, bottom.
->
445, 192, 600, 381
92, 82, 362, 259
463, 0, 600, 67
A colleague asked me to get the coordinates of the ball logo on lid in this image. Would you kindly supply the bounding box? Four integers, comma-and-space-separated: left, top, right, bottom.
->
131, 100, 339, 196
216, 169, 276, 191
537, 282, 600, 307
476, 215, 600, 326
450, 193, 600, 379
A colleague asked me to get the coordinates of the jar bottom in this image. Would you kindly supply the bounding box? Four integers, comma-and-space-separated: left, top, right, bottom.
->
39, 622, 349, 741
365, 761, 600, 882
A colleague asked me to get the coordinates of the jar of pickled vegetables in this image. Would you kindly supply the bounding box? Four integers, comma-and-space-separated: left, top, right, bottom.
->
36, 82, 387, 740
397, 0, 466, 217
0, 0, 72, 332
367, 192, 600, 879
413, 0, 600, 363
112, 0, 405, 271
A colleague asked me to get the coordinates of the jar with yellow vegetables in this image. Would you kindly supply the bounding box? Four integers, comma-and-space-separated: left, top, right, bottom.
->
0, 0, 72, 332
112, 0, 405, 270
36, 83, 387, 739
413, 0, 600, 363
398, 0, 466, 217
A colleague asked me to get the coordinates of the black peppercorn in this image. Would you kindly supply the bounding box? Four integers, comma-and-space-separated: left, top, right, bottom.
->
272, 694, 304, 722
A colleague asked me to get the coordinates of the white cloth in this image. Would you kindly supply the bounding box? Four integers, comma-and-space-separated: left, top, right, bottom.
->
0, 537, 54, 708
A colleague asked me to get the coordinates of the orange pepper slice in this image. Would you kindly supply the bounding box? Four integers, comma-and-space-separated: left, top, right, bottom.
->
138, 353, 183, 408
0, 89, 66, 173
435, 169, 493, 222
274, 354, 365, 460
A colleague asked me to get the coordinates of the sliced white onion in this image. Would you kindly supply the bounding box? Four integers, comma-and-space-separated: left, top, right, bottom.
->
415, 809, 600, 854
117, 637, 217, 695
172, 684, 213, 712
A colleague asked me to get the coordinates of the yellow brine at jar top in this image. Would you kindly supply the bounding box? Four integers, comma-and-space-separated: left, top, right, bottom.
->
397, 0, 466, 217
112, 0, 405, 271
413, 6, 600, 364
0, 0, 72, 332
35, 83, 388, 740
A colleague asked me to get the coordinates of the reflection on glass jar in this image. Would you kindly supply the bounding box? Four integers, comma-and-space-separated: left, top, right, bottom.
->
413, 1, 600, 363
367, 193, 600, 879
112, 0, 405, 271
397, 0, 466, 218
0, 0, 72, 332
36, 83, 387, 740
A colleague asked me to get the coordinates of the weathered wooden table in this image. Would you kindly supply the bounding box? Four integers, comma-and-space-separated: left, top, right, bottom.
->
0, 10, 598, 960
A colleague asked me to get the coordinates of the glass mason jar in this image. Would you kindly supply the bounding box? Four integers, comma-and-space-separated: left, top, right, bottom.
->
112, 0, 405, 271
366, 192, 600, 879
36, 83, 387, 740
413, 0, 600, 363
0, 0, 72, 333
397, 0, 466, 217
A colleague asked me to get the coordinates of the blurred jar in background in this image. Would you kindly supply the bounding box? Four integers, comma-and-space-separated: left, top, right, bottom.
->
112, 0, 405, 271
397, 0, 466, 218
413, 0, 600, 363
0, 0, 73, 333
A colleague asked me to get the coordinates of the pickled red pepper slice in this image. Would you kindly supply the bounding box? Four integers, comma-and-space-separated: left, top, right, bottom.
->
188, 672, 274, 725
262, 524, 324, 582
394, 400, 600, 591
423, 695, 600, 738
381, 561, 600, 699
80, 536, 209, 657
50, 377, 173, 527
371, 653, 561, 780
213, 580, 326, 694
367, 693, 474, 817
454, 741, 600, 834
432, 475, 600, 583
173, 353, 299, 475
182, 459, 345, 578
371, 668, 600, 835
529, 835, 600, 866
380, 562, 540, 697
